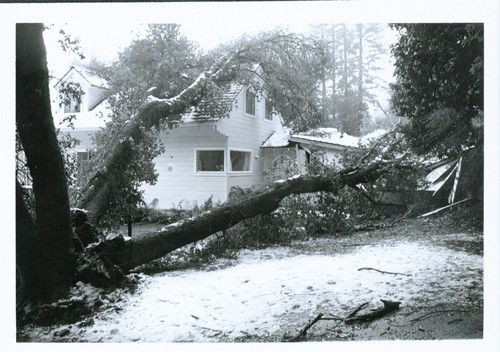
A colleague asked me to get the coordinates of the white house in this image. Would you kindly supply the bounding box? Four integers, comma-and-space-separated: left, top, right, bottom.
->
140, 80, 284, 209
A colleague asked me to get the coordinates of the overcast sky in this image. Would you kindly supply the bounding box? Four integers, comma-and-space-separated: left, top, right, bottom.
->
42, 20, 398, 86
43, 21, 324, 76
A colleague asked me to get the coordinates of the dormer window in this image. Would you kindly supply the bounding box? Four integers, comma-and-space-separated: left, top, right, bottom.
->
245, 90, 256, 116
64, 98, 81, 113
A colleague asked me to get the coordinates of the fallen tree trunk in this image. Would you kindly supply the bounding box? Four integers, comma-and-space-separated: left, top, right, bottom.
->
89, 159, 392, 272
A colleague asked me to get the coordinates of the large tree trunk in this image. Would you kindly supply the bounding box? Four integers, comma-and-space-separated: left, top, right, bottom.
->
16, 182, 41, 307
90, 159, 388, 272
16, 23, 76, 301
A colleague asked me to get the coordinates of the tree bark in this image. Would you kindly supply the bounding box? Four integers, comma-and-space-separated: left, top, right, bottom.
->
89, 159, 389, 272
16, 182, 41, 307
330, 23, 337, 125
16, 23, 76, 302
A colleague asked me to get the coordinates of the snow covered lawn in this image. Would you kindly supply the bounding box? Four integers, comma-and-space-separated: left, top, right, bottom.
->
19, 220, 483, 343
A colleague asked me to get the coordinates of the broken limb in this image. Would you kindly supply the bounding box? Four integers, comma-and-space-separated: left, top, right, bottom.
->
319, 314, 345, 321
417, 198, 471, 218
346, 302, 369, 319
284, 313, 324, 342
409, 309, 468, 323
358, 267, 411, 276
390, 205, 415, 226
192, 324, 224, 337
344, 300, 401, 324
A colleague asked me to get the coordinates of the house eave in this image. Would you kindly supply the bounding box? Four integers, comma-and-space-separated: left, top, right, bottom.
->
288, 136, 354, 151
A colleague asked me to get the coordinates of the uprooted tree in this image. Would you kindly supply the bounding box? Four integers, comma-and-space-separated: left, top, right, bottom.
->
16, 22, 483, 311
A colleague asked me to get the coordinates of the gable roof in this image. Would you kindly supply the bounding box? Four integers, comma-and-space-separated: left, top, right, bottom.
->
54, 65, 110, 90
181, 83, 244, 123
181, 63, 263, 124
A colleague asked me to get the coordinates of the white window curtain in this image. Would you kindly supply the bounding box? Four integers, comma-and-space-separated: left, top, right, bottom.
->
196, 150, 225, 172
230, 151, 251, 171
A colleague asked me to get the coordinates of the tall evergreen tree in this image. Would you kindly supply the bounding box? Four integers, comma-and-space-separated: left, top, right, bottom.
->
311, 23, 387, 136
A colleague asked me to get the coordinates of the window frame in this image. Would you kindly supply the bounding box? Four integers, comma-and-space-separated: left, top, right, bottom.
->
245, 89, 256, 116
64, 97, 82, 113
229, 149, 253, 173
194, 148, 226, 174
76, 150, 90, 162
264, 99, 273, 121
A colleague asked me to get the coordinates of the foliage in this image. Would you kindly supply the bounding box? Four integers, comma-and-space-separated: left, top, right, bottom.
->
103, 24, 202, 114
56, 28, 86, 60
206, 29, 330, 132
390, 23, 483, 157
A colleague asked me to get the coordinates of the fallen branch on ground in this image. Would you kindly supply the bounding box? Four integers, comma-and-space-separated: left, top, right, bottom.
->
319, 314, 345, 321
409, 309, 468, 323
417, 198, 471, 218
391, 205, 415, 226
284, 313, 324, 342
345, 300, 401, 324
192, 324, 224, 337
346, 302, 369, 319
358, 267, 411, 276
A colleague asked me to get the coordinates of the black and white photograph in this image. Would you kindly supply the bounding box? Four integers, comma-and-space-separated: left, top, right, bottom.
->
4, 0, 499, 349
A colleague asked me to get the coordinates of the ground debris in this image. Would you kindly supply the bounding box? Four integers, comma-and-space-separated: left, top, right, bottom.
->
345, 300, 401, 324
358, 267, 411, 276
283, 313, 324, 342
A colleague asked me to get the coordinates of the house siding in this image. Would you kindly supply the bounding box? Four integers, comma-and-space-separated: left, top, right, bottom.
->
141, 122, 229, 209
218, 90, 282, 194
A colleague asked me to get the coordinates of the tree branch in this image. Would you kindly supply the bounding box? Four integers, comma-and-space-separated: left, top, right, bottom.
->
284, 313, 324, 342
358, 267, 411, 276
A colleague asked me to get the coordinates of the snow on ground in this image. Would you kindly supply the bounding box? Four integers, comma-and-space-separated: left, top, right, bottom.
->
22, 231, 483, 343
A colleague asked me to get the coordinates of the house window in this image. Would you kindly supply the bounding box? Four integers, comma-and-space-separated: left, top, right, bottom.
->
230, 150, 252, 172
76, 151, 91, 186
245, 90, 256, 116
265, 99, 273, 120
64, 98, 81, 113
196, 150, 225, 172
77, 151, 90, 162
